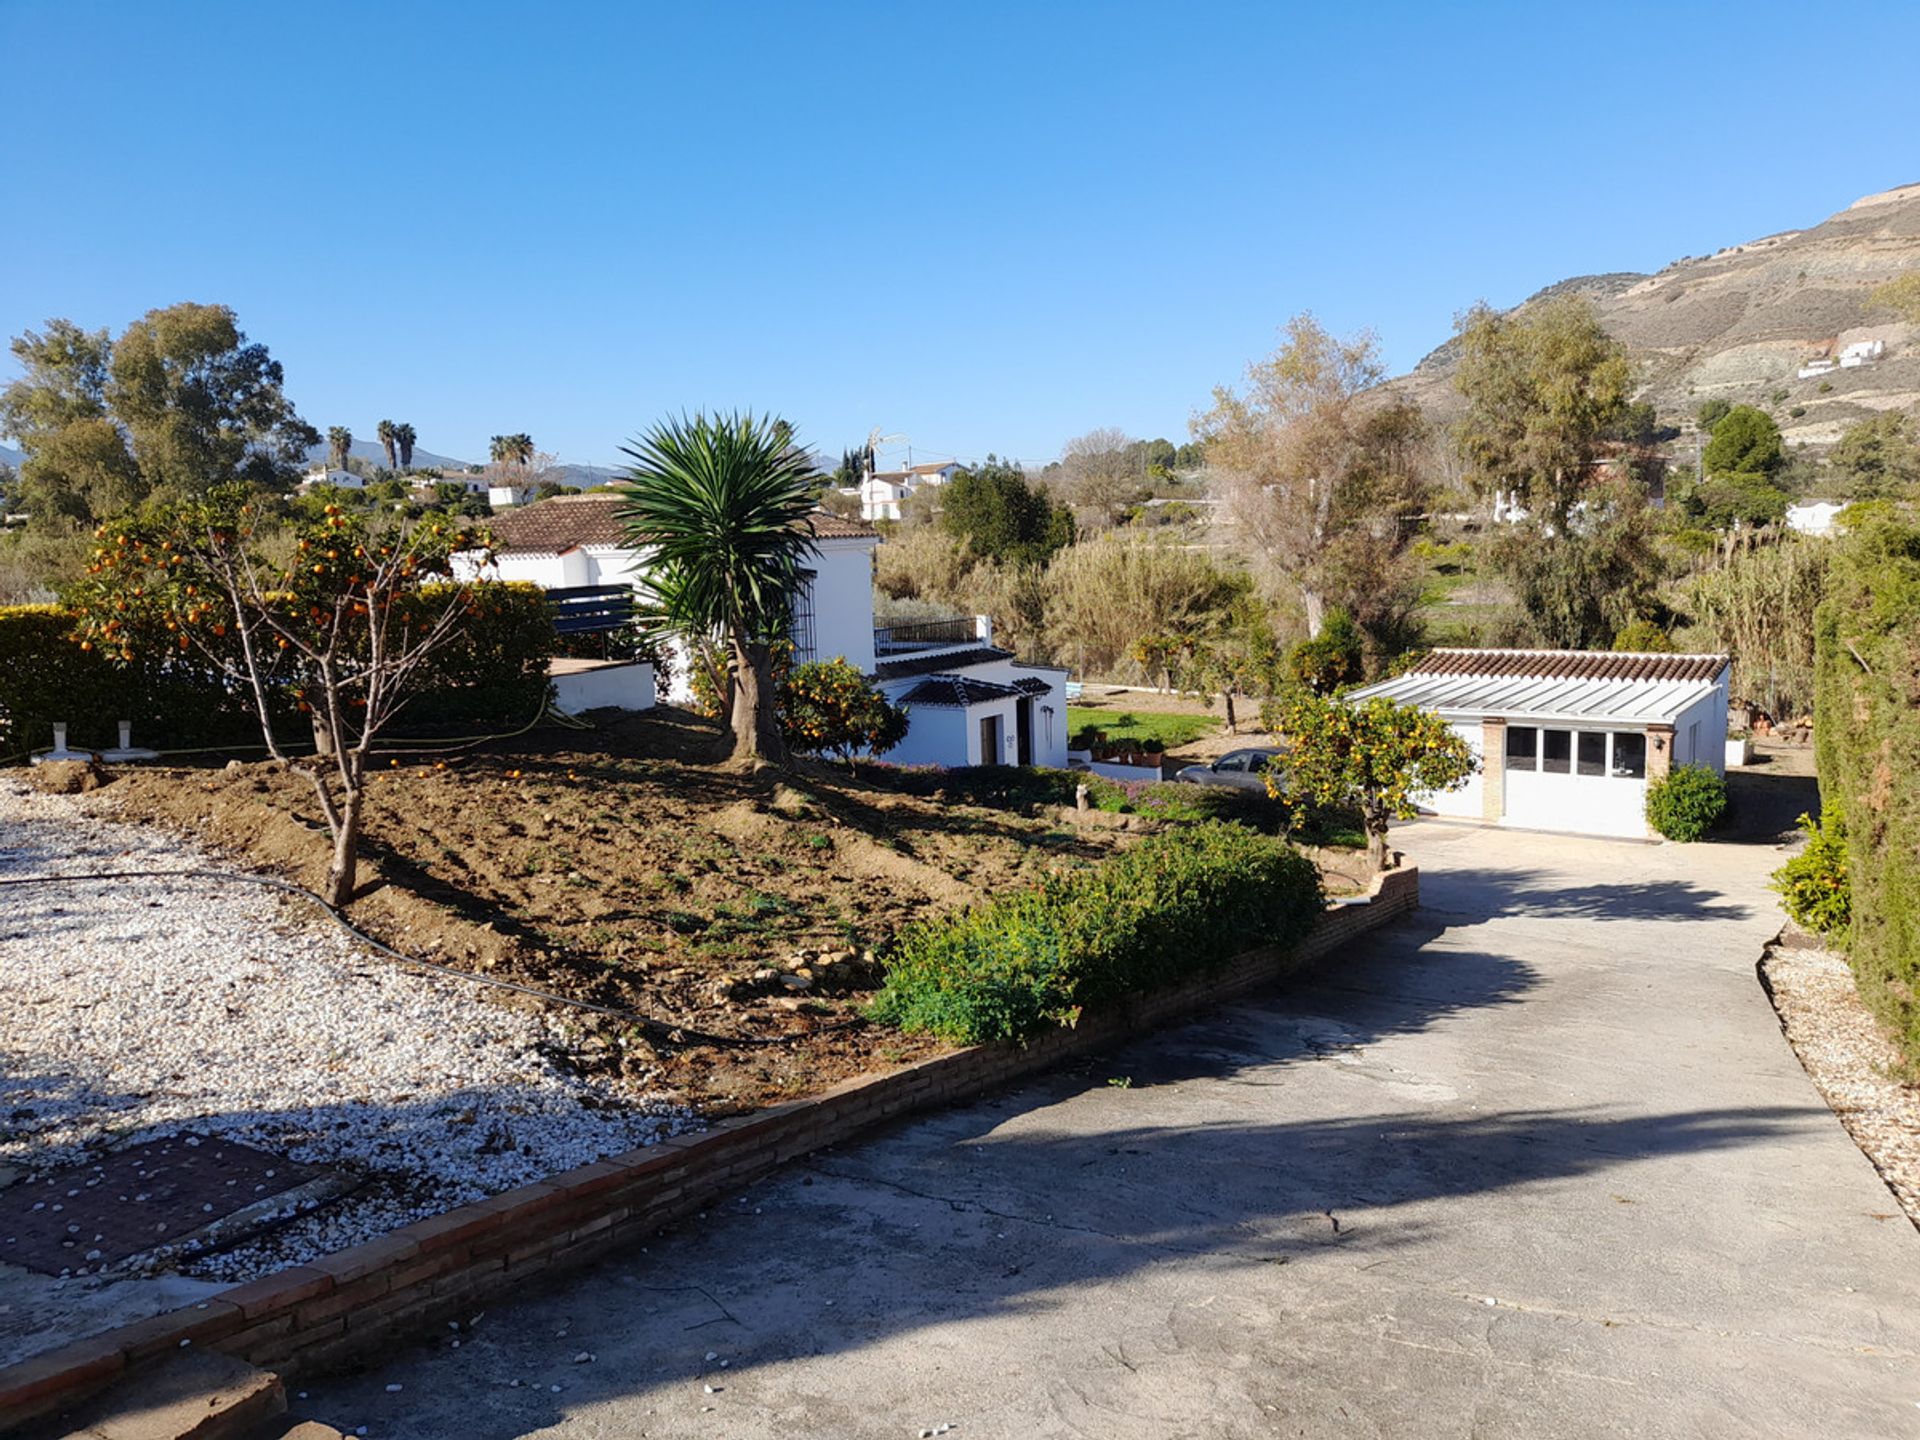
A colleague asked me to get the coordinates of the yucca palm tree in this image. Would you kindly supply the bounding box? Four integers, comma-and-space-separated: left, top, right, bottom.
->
617, 411, 821, 765
327, 425, 352, 471
376, 419, 398, 471
394, 422, 417, 470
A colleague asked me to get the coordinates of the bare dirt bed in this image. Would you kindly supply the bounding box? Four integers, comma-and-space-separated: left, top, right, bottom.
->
81, 709, 1143, 1116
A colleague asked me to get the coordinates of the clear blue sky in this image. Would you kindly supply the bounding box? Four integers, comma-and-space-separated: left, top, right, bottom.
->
4, 1, 1916, 472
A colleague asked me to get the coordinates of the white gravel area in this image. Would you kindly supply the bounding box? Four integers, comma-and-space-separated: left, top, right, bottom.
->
0, 781, 696, 1283
1763, 935, 1920, 1225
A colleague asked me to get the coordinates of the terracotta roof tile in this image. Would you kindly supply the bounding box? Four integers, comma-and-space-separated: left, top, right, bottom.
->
1411, 648, 1728, 684
484, 495, 877, 554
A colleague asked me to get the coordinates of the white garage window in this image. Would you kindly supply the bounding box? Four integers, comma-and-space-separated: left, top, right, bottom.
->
1542, 729, 1572, 774
1612, 732, 1647, 779
1506, 725, 1538, 771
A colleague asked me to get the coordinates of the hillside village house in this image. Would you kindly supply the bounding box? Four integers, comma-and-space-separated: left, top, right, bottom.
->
1347, 649, 1731, 840
857, 461, 961, 522
466, 494, 1070, 769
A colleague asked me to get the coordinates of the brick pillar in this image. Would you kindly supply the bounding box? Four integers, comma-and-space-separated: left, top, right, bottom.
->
1646, 724, 1673, 784
1481, 717, 1506, 821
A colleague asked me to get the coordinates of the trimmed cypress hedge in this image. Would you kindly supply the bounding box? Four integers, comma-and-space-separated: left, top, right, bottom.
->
1813, 511, 1920, 1065
869, 822, 1325, 1045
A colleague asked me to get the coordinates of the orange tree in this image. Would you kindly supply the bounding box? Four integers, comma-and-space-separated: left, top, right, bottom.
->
1267, 690, 1475, 871
70, 484, 493, 906
781, 658, 908, 772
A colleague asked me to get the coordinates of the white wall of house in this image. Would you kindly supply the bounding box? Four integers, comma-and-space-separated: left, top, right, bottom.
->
883, 704, 972, 768
1786, 500, 1845, 536
1420, 721, 1484, 818
804, 537, 878, 675
1671, 686, 1730, 774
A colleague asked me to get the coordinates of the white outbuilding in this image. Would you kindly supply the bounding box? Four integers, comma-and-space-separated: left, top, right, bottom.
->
1346, 649, 1732, 840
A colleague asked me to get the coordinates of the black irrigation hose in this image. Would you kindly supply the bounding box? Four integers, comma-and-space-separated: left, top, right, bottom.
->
0, 867, 855, 1051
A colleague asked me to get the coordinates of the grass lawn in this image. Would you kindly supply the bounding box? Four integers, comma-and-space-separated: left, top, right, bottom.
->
1067, 705, 1219, 748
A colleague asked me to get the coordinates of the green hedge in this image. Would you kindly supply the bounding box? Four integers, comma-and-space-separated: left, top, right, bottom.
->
1814, 513, 1920, 1064
0, 604, 266, 757
392, 582, 555, 733
868, 822, 1324, 1045
0, 582, 556, 760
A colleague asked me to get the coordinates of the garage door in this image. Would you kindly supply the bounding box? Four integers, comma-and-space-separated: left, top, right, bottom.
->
1503, 725, 1649, 839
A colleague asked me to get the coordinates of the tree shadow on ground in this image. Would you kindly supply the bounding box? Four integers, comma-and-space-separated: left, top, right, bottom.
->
1420, 865, 1755, 925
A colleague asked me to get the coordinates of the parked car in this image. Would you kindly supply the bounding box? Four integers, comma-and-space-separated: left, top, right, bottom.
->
1173, 747, 1286, 793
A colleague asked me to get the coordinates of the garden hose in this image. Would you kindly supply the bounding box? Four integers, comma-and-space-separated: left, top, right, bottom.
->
0, 866, 856, 1052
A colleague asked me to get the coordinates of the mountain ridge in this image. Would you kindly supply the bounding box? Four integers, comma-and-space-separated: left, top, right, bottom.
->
1397, 184, 1920, 446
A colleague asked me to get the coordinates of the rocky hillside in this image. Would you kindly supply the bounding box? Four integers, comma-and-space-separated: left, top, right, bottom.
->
1400, 183, 1920, 447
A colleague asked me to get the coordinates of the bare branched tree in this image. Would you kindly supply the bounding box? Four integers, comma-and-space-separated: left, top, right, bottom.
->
75, 488, 490, 905
1196, 314, 1430, 647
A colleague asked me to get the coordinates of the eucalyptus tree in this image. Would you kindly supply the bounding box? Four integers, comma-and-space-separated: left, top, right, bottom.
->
616, 411, 822, 765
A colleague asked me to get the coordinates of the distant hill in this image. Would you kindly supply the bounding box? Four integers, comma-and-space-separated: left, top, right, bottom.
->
302, 439, 474, 474
1, 436, 617, 491
1397, 183, 1920, 446
301, 441, 620, 490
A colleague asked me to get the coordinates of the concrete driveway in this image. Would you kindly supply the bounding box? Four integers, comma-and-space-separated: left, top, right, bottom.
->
308, 817, 1920, 1439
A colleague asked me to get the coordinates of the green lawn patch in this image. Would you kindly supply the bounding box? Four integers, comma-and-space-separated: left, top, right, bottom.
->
1067, 706, 1218, 749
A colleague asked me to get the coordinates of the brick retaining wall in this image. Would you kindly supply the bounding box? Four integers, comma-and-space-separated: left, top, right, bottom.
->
1, 866, 1418, 1431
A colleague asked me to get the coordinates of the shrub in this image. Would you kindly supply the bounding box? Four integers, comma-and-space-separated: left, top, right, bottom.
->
0, 603, 267, 758
1284, 610, 1363, 694
396, 582, 556, 732
1771, 811, 1850, 937
782, 657, 908, 768
1612, 618, 1675, 652
1645, 763, 1727, 842
869, 822, 1324, 1044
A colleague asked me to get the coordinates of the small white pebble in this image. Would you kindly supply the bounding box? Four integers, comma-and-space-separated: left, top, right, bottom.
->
385, 1384, 403, 1393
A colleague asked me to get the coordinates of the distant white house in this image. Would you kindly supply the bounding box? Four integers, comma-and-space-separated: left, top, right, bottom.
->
461, 494, 1068, 769
1799, 337, 1888, 378
1839, 338, 1887, 368
301, 464, 363, 491
488, 483, 532, 508
1786, 500, 1847, 536
859, 461, 961, 522
1348, 648, 1732, 841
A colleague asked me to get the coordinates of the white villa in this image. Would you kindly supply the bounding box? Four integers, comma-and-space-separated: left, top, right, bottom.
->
300, 464, 363, 491
1348, 648, 1732, 840
1786, 499, 1847, 536
468, 494, 1069, 769
859, 461, 961, 522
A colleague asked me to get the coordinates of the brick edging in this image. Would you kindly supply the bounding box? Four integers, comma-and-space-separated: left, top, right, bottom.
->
1, 866, 1418, 1429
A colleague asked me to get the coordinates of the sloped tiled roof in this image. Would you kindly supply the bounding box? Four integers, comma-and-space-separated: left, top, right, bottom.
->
485, 494, 626, 554
805, 512, 881, 539
1011, 676, 1053, 695
873, 646, 1013, 680
899, 675, 1022, 708
484, 495, 876, 554
1413, 649, 1728, 684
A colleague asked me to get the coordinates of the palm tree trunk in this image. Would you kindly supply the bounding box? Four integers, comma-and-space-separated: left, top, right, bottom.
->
728, 637, 786, 766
